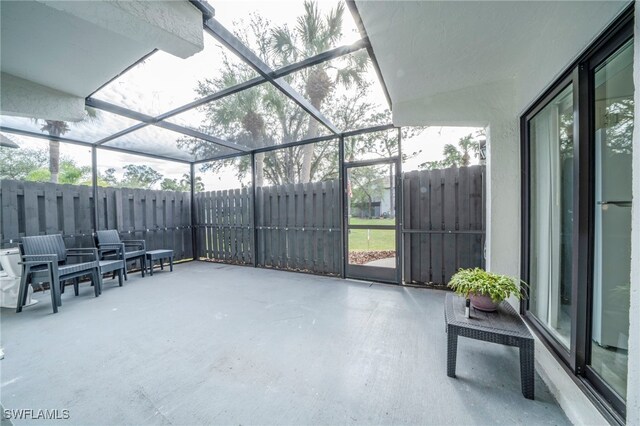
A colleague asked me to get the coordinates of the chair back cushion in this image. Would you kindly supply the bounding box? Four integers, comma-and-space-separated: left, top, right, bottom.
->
21, 234, 67, 263
96, 230, 122, 245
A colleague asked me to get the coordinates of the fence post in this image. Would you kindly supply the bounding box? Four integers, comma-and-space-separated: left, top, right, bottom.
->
191, 163, 198, 260
92, 146, 98, 233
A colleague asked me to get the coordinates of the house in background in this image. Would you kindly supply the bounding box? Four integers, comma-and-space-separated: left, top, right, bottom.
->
352, 1, 638, 423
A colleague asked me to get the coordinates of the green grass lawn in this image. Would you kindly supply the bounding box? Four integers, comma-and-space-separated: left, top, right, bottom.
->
349, 218, 395, 226
348, 217, 396, 251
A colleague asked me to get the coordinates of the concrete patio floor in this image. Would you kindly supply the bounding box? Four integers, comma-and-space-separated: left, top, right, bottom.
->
1, 262, 569, 425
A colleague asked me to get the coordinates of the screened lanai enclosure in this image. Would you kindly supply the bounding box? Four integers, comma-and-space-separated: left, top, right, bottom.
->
0, 0, 485, 286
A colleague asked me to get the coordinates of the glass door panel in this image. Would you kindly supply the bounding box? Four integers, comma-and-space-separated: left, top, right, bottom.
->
346, 162, 398, 283
590, 39, 633, 401
528, 84, 574, 349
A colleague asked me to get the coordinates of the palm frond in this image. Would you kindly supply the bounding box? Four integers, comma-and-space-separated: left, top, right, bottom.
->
335, 67, 359, 87
270, 26, 298, 64
323, 2, 344, 45
297, 0, 323, 53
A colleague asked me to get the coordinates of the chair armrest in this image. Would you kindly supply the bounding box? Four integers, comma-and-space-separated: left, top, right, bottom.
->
123, 240, 146, 250
97, 243, 125, 258
22, 260, 55, 266
22, 254, 58, 262
66, 248, 99, 261
20, 256, 57, 271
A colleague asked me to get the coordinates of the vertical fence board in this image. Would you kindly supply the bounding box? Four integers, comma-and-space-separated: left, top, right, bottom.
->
256, 187, 264, 265
302, 183, 312, 271
285, 184, 294, 269
416, 171, 429, 283
43, 183, 58, 234
265, 187, 274, 266
77, 185, 92, 239
1, 180, 19, 242
294, 183, 303, 270
457, 167, 472, 269
443, 167, 457, 282
23, 183, 40, 237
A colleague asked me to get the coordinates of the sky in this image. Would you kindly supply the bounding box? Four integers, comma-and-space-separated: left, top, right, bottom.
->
0, 1, 482, 191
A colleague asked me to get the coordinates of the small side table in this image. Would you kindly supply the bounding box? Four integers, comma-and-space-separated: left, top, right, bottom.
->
146, 250, 174, 276
444, 293, 535, 399
98, 259, 125, 292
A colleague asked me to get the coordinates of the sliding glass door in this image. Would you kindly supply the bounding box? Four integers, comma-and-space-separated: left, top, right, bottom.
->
528, 84, 574, 351
589, 38, 633, 404
521, 8, 633, 419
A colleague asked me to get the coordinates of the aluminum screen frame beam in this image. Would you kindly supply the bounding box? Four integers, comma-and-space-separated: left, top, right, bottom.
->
191, 123, 396, 164
345, 0, 393, 110
203, 17, 340, 135
0, 126, 192, 164
155, 39, 367, 123
84, 38, 367, 159
86, 98, 249, 153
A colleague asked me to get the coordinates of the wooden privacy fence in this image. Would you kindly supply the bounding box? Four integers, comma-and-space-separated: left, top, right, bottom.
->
402, 165, 485, 286
257, 180, 341, 274
0, 180, 193, 260
194, 180, 342, 275
195, 167, 484, 281
194, 188, 253, 265
2, 166, 485, 279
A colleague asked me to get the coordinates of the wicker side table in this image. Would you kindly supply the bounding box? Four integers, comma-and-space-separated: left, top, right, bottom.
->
444, 292, 535, 399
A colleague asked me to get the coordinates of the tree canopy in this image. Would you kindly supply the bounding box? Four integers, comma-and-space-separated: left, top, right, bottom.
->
178, 1, 421, 187
420, 131, 486, 170
1, 146, 194, 191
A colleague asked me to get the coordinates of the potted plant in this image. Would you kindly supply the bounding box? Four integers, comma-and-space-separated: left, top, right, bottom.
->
448, 268, 524, 312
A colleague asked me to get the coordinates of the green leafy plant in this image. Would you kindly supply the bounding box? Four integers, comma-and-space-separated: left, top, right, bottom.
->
448, 268, 525, 303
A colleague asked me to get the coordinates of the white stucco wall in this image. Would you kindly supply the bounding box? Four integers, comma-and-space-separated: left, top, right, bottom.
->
1, 0, 205, 121
484, 118, 520, 279
40, 0, 204, 59
626, 14, 640, 426
0, 72, 85, 122
533, 334, 611, 425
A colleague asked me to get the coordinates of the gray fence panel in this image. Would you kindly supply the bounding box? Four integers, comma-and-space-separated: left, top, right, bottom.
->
192, 165, 484, 281
0, 180, 193, 261
402, 165, 485, 286
195, 180, 343, 276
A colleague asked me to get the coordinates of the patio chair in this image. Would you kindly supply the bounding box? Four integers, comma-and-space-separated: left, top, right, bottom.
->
94, 230, 146, 280
17, 234, 101, 314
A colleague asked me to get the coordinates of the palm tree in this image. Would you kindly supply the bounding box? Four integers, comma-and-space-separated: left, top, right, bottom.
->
420, 133, 484, 170
270, 1, 369, 182
39, 120, 69, 183
180, 1, 374, 185
38, 107, 97, 183
196, 66, 271, 186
